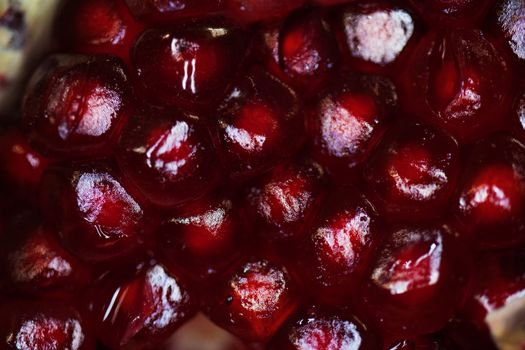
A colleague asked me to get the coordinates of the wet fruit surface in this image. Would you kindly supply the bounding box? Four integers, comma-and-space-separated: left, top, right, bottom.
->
3, 0, 525, 349
0, 128, 52, 189
1, 224, 89, 296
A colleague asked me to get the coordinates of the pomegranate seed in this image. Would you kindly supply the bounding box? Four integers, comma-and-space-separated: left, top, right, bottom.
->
1, 225, 89, 296
0, 128, 52, 188
269, 308, 379, 349
3, 0, 525, 345
456, 135, 525, 249
57, 0, 143, 62
308, 72, 397, 177
216, 67, 304, 179
339, 2, 415, 70
117, 107, 220, 208
41, 162, 145, 263
0, 300, 93, 350
401, 30, 512, 141
245, 158, 326, 243
90, 262, 195, 349
156, 194, 245, 280
206, 259, 299, 341
362, 223, 468, 336
364, 122, 460, 220
23, 55, 130, 157
300, 189, 381, 304
131, 20, 247, 110
277, 10, 339, 92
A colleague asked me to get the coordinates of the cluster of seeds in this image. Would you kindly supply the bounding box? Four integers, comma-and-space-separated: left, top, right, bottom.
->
0, 0, 524, 349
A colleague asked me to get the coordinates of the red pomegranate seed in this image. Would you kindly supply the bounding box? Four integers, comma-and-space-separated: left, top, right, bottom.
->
339, 2, 415, 71
0, 300, 94, 350
90, 262, 195, 349
308, 72, 397, 176
401, 30, 512, 141
131, 20, 248, 110
245, 158, 326, 243
117, 107, 220, 208
300, 189, 381, 304
57, 0, 143, 62
206, 259, 299, 342
277, 10, 339, 92
1, 225, 89, 296
362, 224, 468, 336
216, 67, 304, 179
3, 0, 525, 346
156, 194, 245, 280
0, 128, 52, 188
23, 55, 130, 157
269, 309, 379, 349
456, 135, 525, 249
364, 122, 460, 220
41, 162, 145, 263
